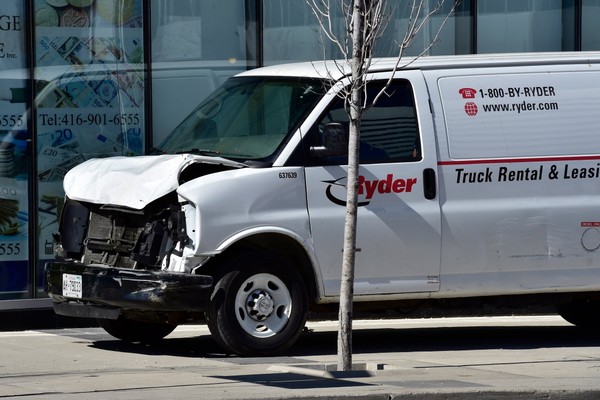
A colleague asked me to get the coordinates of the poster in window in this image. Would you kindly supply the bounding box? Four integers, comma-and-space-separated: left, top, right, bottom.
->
34, 0, 145, 280
0, 1, 29, 299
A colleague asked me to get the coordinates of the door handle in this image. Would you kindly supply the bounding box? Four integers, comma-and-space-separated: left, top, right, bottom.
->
423, 168, 436, 200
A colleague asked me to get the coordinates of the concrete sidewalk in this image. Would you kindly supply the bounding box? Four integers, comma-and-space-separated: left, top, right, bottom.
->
211, 316, 600, 399
1, 315, 600, 399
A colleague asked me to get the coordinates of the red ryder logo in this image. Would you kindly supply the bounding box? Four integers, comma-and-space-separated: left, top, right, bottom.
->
359, 174, 416, 199
324, 174, 417, 206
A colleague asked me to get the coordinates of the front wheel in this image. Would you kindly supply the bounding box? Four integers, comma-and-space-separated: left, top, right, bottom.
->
98, 317, 177, 343
207, 251, 309, 356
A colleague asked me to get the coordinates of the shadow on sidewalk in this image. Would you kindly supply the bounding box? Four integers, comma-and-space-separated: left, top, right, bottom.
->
88, 323, 600, 361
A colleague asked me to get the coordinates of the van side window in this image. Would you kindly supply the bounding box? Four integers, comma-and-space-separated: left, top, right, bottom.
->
308, 79, 421, 165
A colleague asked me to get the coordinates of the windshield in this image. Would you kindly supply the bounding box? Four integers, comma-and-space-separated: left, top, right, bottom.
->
158, 76, 326, 162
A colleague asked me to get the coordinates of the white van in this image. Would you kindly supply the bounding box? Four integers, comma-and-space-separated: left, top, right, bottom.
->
46, 52, 600, 356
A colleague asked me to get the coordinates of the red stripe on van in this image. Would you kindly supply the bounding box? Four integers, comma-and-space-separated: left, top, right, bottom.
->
438, 154, 600, 166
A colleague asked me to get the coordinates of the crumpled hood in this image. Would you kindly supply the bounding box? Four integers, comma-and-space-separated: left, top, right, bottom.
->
63, 154, 245, 210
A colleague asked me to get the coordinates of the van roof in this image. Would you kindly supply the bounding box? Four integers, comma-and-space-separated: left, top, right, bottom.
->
238, 52, 600, 80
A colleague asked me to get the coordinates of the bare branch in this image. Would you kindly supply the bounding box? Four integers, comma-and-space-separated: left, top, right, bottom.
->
372, 0, 459, 107
308, 0, 348, 57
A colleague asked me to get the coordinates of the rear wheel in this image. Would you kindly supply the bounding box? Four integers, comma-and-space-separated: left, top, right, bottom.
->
556, 300, 600, 329
98, 316, 177, 343
207, 251, 309, 356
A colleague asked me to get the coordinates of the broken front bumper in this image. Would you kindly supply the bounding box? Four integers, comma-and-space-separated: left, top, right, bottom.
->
46, 262, 213, 320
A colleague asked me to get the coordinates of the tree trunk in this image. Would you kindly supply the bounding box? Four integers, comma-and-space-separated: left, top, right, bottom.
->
337, 0, 366, 372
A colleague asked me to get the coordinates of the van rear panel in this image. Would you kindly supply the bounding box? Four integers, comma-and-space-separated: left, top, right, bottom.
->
427, 65, 600, 296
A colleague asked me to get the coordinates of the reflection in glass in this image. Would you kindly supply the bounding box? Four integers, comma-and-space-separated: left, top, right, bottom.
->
583, 0, 600, 50
0, 1, 29, 299
477, 0, 566, 53
34, 0, 146, 296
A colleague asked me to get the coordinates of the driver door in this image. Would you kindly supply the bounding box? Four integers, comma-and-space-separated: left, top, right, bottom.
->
304, 73, 441, 297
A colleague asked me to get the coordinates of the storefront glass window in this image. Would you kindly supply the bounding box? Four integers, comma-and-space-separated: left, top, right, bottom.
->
391, 0, 464, 56
262, 0, 462, 66
477, 0, 567, 53
150, 0, 252, 144
262, 1, 324, 64
0, 1, 29, 300
34, 0, 146, 296
582, 0, 600, 50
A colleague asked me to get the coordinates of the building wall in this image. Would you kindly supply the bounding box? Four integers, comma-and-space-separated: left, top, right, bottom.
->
0, 0, 598, 306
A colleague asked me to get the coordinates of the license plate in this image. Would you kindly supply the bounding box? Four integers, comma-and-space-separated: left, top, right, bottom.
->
62, 273, 82, 299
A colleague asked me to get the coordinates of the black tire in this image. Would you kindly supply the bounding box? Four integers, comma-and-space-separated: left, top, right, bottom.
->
556, 300, 600, 329
98, 317, 177, 343
206, 251, 309, 356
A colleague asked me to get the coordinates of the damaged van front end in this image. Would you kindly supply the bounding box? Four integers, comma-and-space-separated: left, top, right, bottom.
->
45, 154, 245, 326
45, 74, 326, 349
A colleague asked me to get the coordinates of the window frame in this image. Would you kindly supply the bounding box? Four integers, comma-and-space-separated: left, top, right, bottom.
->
303, 79, 422, 167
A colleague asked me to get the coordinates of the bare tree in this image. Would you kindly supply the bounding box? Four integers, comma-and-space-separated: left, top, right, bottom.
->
308, 0, 458, 371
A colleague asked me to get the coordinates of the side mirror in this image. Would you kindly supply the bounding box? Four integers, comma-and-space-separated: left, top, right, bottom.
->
310, 123, 348, 157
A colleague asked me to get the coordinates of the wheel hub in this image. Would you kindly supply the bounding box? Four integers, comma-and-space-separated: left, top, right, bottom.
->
246, 289, 274, 321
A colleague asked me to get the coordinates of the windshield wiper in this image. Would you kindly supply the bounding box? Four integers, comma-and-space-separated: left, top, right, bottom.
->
176, 148, 221, 156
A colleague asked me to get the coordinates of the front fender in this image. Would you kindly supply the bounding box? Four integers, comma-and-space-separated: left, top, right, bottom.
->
177, 167, 310, 255
212, 226, 325, 302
